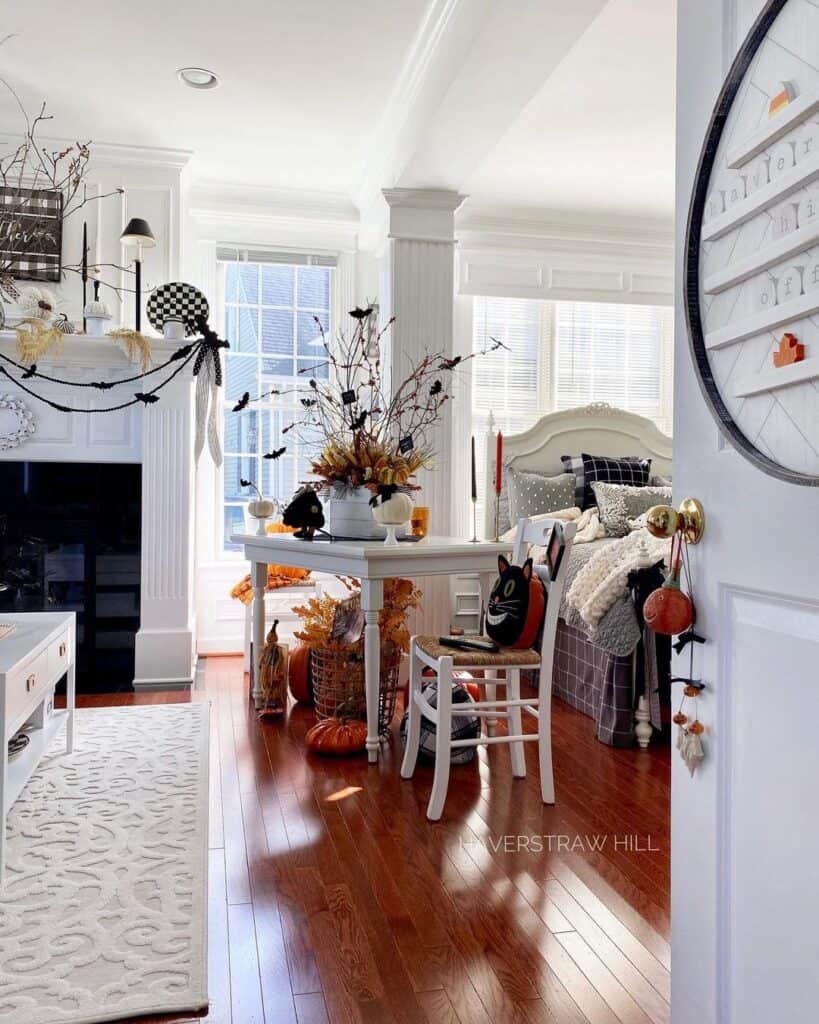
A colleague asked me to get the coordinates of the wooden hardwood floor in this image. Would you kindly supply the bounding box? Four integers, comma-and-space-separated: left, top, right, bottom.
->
73, 656, 670, 1024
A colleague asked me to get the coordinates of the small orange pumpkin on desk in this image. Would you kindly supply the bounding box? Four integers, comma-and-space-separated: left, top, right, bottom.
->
305, 712, 368, 756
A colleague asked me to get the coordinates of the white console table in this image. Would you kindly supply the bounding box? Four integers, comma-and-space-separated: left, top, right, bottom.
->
0, 612, 76, 882
231, 533, 511, 763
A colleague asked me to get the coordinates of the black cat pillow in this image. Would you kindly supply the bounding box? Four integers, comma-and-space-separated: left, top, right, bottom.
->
485, 555, 546, 649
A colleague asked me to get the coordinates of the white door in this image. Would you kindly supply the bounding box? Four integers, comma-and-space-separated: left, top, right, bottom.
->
675, 2, 819, 1022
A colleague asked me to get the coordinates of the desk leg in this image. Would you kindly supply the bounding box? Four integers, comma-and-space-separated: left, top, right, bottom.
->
361, 578, 384, 765
252, 560, 267, 708
67, 658, 76, 754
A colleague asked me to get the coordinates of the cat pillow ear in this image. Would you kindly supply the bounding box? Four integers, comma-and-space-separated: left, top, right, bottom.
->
498, 554, 510, 574
522, 557, 533, 580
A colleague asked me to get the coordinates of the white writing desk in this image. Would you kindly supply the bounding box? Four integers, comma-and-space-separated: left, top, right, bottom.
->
231, 533, 510, 762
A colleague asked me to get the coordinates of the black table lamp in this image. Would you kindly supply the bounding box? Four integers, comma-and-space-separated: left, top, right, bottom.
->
120, 217, 156, 332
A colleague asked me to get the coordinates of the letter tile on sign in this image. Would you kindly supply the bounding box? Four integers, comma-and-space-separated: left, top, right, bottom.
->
769, 139, 796, 179
771, 200, 799, 239
753, 274, 777, 313
745, 155, 770, 194
797, 188, 819, 227
802, 256, 819, 292
705, 189, 725, 222
725, 176, 747, 209
776, 265, 804, 303
795, 121, 819, 163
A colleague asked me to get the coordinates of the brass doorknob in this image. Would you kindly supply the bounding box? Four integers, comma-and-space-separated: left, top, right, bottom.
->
646, 498, 705, 545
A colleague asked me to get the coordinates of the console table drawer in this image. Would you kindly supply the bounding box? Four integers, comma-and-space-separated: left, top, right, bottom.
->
6, 649, 50, 723
48, 630, 71, 679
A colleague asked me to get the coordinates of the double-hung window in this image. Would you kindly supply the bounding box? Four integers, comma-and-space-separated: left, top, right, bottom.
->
219, 249, 335, 552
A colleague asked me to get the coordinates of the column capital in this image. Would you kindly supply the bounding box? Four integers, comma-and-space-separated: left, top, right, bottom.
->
382, 188, 467, 243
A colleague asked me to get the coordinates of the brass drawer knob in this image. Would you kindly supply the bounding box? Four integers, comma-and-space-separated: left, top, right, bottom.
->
59, 642, 67, 657
26, 674, 35, 692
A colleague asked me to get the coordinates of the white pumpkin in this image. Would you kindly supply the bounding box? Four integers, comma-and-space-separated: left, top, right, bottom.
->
18, 285, 56, 320
372, 491, 413, 526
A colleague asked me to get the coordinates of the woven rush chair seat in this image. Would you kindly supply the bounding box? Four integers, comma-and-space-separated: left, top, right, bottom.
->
401, 514, 577, 820
414, 636, 541, 667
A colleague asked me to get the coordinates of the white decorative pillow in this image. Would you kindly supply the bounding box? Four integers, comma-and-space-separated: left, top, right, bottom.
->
506, 468, 577, 524
592, 481, 672, 533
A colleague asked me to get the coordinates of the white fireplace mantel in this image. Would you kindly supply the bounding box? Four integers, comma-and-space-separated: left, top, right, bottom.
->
0, 329, 196, 690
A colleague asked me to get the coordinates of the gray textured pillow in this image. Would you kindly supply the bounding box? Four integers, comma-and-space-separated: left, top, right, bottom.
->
506, 468, 576, 523
650, 474, 673, 487
592, 481, 673, 531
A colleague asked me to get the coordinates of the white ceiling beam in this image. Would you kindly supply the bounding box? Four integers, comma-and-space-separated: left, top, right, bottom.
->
356, 0, 608, 247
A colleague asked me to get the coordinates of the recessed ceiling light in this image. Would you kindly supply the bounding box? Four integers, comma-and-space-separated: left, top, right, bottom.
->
177, 67, 220, 90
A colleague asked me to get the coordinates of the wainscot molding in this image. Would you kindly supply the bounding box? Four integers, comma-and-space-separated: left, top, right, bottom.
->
456, 212, 674, 306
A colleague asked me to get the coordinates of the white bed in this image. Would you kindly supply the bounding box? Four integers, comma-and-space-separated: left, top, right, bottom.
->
481, 403, 674, 747
483, 402, 673, 540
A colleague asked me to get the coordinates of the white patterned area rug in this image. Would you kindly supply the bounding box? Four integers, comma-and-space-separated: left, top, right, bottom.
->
0, 703, 209, 1024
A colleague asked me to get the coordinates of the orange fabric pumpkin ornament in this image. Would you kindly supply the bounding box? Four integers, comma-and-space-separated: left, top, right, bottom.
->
305, 715, 367, 756
643, 558, 693, 637
288, 643, 313, 704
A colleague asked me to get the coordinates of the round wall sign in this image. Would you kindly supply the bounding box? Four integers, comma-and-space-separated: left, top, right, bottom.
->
0, 395, 35, 451
686, 0, 819, 485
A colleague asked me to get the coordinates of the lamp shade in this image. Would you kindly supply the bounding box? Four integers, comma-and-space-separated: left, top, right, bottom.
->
120, 218, 156, 248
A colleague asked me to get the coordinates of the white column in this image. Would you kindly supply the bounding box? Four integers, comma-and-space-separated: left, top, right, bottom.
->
133, 366, 196, 690
381, 188, 466, 635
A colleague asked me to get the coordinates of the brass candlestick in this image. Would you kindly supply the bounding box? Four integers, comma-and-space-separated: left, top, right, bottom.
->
494, 491, 500, 542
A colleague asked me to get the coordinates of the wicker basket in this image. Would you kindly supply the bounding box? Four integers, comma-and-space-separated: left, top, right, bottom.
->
311, 645, 401, 737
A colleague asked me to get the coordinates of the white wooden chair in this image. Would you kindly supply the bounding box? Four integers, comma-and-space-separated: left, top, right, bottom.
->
400, 516, 577, 820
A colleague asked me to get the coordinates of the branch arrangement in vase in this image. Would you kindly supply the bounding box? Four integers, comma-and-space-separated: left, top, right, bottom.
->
232, 307, 505, 498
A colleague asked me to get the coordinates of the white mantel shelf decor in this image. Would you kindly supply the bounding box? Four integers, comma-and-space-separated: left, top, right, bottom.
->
0, 328, 197, 691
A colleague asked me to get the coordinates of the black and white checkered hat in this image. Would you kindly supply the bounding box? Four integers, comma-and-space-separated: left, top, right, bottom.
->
146, 281, 210, 336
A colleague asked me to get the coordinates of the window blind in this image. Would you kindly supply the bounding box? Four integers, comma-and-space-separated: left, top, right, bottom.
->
472, 296, 551, 530
216, 245, 336, 268
553, 301, 673, 434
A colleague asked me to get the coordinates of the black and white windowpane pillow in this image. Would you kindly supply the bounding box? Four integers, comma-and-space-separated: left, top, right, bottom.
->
560, 453, 651, 510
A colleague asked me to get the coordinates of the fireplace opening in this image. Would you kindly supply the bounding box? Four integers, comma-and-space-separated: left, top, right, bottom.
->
0, 461, 141, 692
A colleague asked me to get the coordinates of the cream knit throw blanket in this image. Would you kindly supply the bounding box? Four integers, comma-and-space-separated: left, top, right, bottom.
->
567, 530, 668, 627
501, 506, 605, 547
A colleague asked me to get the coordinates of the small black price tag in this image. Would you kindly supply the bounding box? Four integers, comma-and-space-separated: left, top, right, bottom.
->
341, 389, 356, 405
398, 435, 414, 453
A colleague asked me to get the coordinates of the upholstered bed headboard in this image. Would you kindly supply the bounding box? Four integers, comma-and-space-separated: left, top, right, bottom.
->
483, 403, 673, 538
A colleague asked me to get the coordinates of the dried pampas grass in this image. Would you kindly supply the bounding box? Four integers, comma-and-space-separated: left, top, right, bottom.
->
15, 318, 64, 361
106, 329, 153, 372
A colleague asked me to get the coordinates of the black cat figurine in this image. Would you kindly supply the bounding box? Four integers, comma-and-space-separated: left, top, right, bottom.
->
282, 486, 325, 540
485, 555, 546, 649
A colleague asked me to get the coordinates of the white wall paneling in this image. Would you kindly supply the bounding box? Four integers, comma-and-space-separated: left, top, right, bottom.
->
457, 230, 674, 306
717, 585, 819, 1024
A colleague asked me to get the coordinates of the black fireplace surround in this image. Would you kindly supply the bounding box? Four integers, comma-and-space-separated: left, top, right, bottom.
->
0, 462, 141, 692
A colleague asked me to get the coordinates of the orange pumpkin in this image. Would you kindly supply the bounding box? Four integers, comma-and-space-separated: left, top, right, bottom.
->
288, 643, 314, 704
305, 716, 367, 755
514, 576, 547, 650
644, 569, 694, 636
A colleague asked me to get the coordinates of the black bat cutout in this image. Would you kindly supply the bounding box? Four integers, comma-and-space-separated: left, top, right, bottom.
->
350, 410, 367, 430
348, 306, 373, 320
135, 392, 160, 404
232, 391, 250, 412
22, 364, 37, 379
430, 379, 442, 396
264, 447, 286, 460
438, 356, 462, 370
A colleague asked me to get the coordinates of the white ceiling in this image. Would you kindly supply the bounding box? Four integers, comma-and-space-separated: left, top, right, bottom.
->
463, 0, 676, 228
0, 0, 429, 192
0, 0, 676, 229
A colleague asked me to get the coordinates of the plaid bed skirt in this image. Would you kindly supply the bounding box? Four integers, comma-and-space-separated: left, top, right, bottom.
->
551, 620, 635, 747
